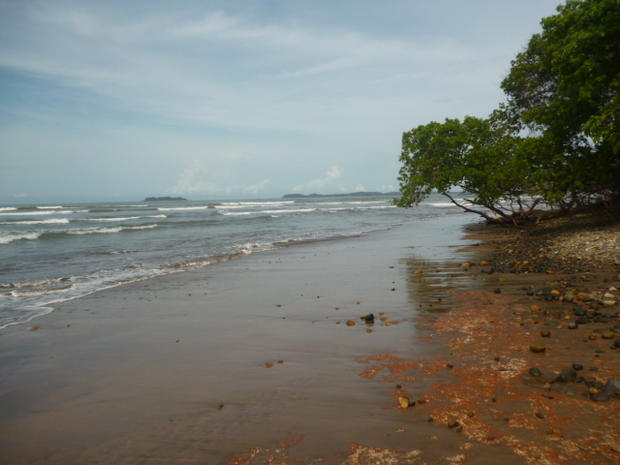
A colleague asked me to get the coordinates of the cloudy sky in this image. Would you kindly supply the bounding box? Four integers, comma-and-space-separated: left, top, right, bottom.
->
0, 0, 559, 202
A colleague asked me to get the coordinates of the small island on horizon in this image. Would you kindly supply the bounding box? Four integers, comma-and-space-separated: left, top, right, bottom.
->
144, 196, 187, 201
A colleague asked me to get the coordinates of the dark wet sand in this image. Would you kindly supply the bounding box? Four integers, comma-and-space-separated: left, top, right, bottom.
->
0, 216, 481, 465
5, 214, 618, 465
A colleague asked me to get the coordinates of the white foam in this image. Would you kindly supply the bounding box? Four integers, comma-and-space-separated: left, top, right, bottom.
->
36, 206, 63, 209
157, 206, 210, 211
0, 207, 17, 211
220, 208, 316, 216
0, 218, 70, 225
0, 209, 79, 216
68, 224, 158, 235
219, 201, 294, 207
313, 200, 388, 205
0, 232, 42, 245
87, 215, 166, 222
324, 205, 396, 211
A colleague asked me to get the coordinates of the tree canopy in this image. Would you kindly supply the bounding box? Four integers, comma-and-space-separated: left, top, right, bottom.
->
397, 0, 620, 223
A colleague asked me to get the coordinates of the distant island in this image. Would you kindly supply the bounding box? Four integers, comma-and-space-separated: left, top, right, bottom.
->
282, 191, 400, 199
144, 196, 187, 201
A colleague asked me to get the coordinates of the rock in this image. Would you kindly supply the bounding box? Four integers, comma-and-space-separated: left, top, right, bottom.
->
535, 412, 545, 419
529, 367, 543, 377
568, 321, 578, 330
447, 417, 460, 428
346, 320, 357, 327
530, 344, 547, 354
572, 363, 584, 371
603, 300, 617, 306
361, 313, 375, 323
573, 308, 586, 317
551, 289, 561, 297
540, 330, 551, 337
555, 368, 577, 383
614, 338, 620, 348
265, 362, 274, 368
494, 288, 502, 294
398, 396, 412, 409
28, 326, 39, 332
531, 305, 542, 312
461, 262, 471, 270
591, 380, 620, 402
602, 331, 615, 339
480, 260, 489, 266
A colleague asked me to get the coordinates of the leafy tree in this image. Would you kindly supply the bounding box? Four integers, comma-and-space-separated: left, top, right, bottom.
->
502, 0, 620, 204
397, 0, 620, 221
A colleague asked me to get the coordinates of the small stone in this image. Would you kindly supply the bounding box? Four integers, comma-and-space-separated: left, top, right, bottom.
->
602, 331, 615, 339
555, 368, 577, 383
603, 300, 617, 306
551, 289, 561, 297
530, 344, 547, 354
494, 288, 501, 294
361, 313, 375, 323
265, 362, 274, 368
346, 320, 357, 327
446, 363, 454, 369
540, 330, 551, 337
447, 417, 460, 428
455, 425, 463, 433
529, 367, 543, 377
589, 333, 599, 340
568, 321, 578, 330
531, 305, 542, 312
29, 326, 39, 332
461, 262, 471, 270
613, 338, 620, 349
591, 379, 620, 402
572, 363, 584, 371
398, 396, 411, 409
535, 412, 545, 419
480, 260, 489, 266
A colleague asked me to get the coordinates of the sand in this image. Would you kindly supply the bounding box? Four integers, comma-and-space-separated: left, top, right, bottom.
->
1, 213, 619, 465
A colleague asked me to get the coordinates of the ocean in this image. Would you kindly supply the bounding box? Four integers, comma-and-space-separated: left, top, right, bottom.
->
0, 193, 466, 329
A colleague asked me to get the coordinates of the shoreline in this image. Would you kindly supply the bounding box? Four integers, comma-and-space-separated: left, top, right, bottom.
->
1, 212, 618, 464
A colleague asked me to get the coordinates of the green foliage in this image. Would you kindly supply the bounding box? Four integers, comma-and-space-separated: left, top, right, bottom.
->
398, 0, 620, 222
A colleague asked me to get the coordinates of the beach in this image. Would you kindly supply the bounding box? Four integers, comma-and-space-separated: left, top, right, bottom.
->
1, 211, 619, 464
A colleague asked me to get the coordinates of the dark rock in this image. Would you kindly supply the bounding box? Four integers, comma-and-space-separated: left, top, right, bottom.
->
361, 313, 375, 323
494, 288, 502, 294
614, 338, 620, 349
591, 380, 620, 402
446, 363, 454, 369
576, 317, 589, 325
529, 367, 543, 377
540, 330, 551, 338
572, 363, 584, 371
555, 368, 577, 383
535, 412, 545, 419
573, 308, 587, 317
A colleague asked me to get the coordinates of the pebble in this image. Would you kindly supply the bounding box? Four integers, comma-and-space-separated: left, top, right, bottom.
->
346, 320, 357, 327
398, 396, 412, 409
529, 367, 543, 377
494, 288, 502, 294
572, 363, 584, 371
614, 338, 620, 349
567, 321, 578, 330
530, 344, 546, 354
531, 305, 542, 312
361, 313, 375, 323
602, 331, 615, 339
540, 330, 551, 337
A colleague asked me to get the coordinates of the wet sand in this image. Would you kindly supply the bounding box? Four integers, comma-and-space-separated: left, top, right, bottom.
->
2, 213, 619, 465
0, 215, 476, 464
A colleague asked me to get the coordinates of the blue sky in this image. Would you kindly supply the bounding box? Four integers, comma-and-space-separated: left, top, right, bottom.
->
0, 0, 559, 202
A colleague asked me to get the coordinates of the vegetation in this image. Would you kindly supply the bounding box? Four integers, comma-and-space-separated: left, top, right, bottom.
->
397, 0, 620, 224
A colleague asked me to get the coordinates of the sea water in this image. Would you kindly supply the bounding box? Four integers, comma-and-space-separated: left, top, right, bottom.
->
0, 194, 468, 328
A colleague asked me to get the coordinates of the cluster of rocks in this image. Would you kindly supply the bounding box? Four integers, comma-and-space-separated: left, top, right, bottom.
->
528, 364, 620, 402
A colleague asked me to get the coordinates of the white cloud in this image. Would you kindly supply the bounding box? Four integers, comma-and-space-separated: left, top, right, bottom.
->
242, 179, 270, 196
168, 160, 224, 196
291, 166, 343, 194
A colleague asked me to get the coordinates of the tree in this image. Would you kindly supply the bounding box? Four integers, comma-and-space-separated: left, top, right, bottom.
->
397, 0, 620, 221
397, 115, 542, 224
501, 0, 620, 204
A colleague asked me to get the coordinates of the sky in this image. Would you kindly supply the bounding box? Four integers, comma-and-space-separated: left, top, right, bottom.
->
0, 0, 560, 202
